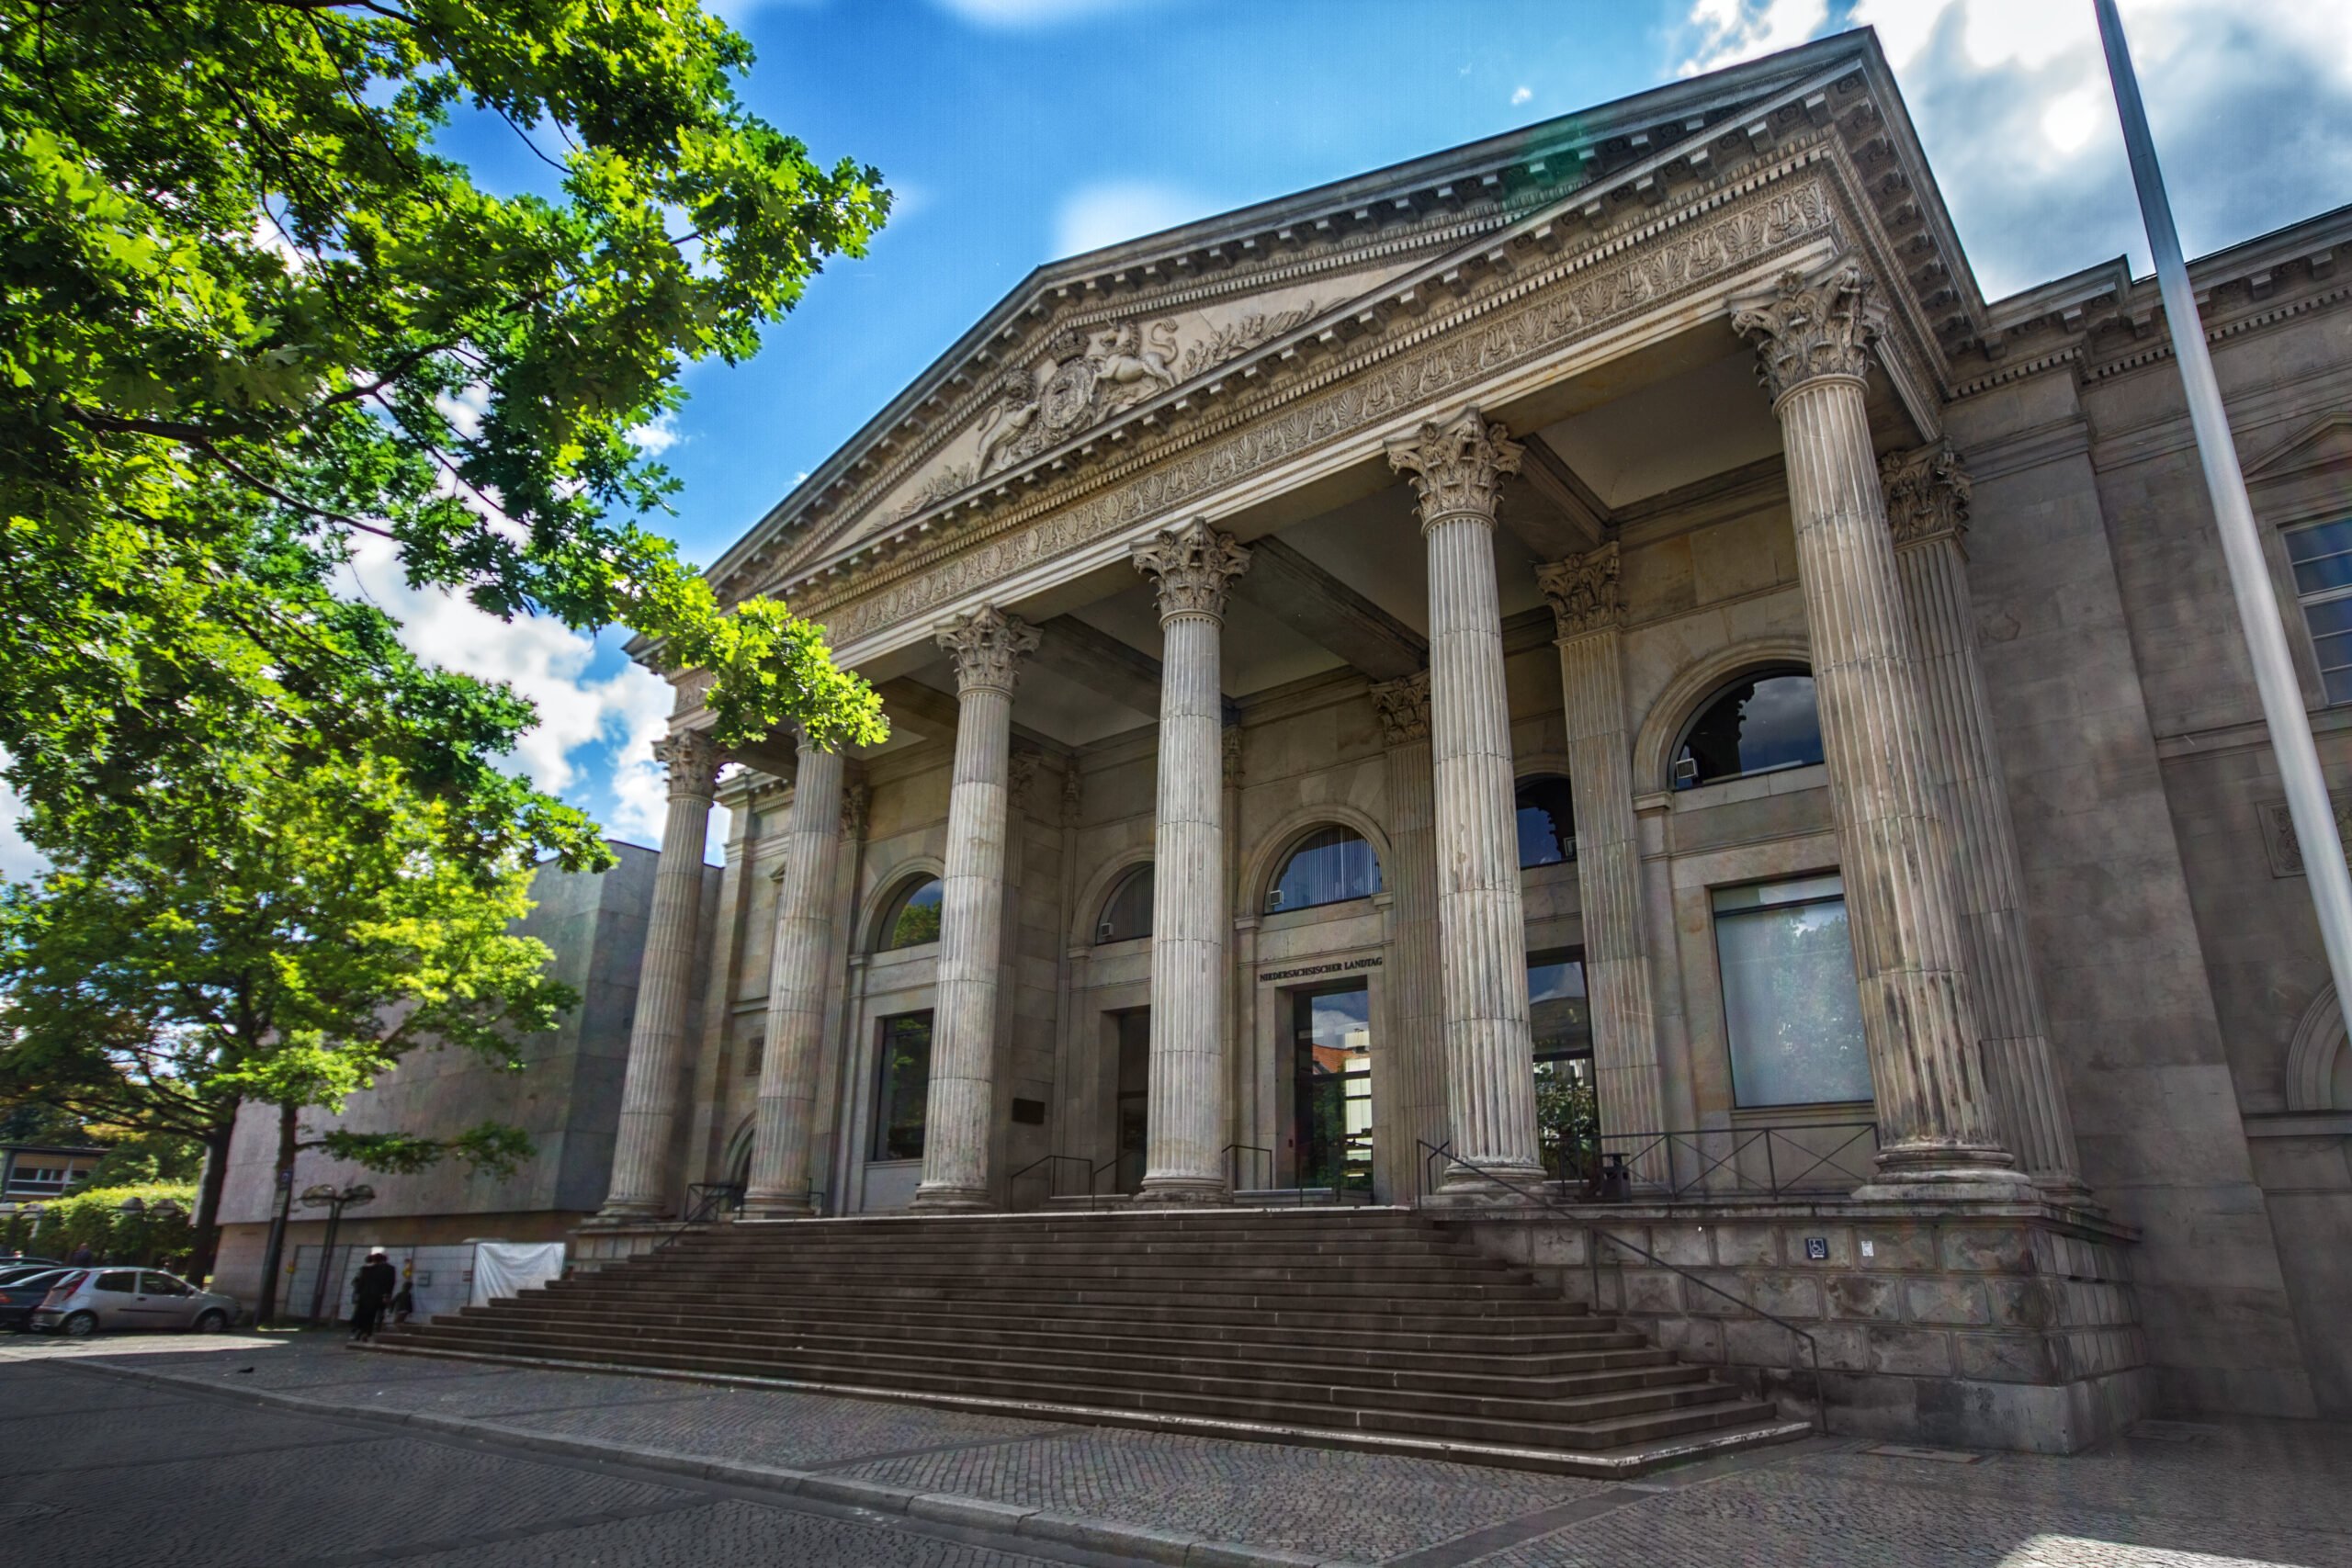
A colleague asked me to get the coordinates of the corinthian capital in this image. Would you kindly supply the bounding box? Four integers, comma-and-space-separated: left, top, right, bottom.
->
1733, 263, 1883, 401
1536, 543, 1623, 639
1387, 408, 1522, 528
1368, 670, 1431, 748
655, 728, 724, 800
1132, 519, 1252, 621
936, 604, 1042, 696
1880, 440, 1973, 547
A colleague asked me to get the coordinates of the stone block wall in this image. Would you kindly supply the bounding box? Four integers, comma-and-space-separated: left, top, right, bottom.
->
1449, 1198, 2154, 1454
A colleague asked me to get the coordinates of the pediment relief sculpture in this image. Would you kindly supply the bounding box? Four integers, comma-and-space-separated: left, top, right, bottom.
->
882, 297, 1329, 529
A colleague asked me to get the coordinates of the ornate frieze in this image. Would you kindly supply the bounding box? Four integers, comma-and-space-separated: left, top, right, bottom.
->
1387, 409, 1523, 527
812, 175, 1840, 648
1880, 440, 1972, 547
1061, 761, 1084, 826
1222, 728, 1244, 790
1132, 519, 1252, 621
840, 778, 871, 840
655, 729, 724, 800
936, 604, 1042, 696
1536, 542, 1623, 637
1369, 670, 1432, 747
1733, 262, 1883, 400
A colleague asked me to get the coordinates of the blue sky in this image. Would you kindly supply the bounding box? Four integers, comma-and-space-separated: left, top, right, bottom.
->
6, 0, 2348, 874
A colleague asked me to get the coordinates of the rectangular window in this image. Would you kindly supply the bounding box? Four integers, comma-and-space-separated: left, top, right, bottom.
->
869, 1011, 933, 1162
2286, 519, 2352, 705
1713, 875, 1872, 1109
1528, 951, 1599, 1168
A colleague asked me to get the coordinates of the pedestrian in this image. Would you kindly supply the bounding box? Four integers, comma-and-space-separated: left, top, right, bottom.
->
348, 1249, 397, 1344
390, 1277, 415, 1326
66, 1242, 94, 1268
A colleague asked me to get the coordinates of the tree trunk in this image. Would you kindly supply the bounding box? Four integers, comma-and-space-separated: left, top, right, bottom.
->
254, 1103, 298, 1325
187, 1117, 236, 1286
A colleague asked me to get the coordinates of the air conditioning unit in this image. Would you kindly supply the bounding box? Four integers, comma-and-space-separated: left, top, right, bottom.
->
1672, 756, 1700, 788
1097, 920, 1115, 940
1266, 890, 1284, 909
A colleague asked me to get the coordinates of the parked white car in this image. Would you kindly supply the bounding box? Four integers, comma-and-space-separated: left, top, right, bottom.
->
29, 1268, 239, 1336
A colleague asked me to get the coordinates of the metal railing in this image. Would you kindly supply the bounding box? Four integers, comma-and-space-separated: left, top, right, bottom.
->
1225, 1137, 1376, 1206
1538, 1122, 1880, 1202
1417, 1139, 1825, 1435
1007, 1153, 1118, 1210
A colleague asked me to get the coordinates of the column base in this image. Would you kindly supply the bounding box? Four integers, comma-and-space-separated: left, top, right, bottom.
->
2033, 1173, 2102, 1210
1133, 1178, 1230, 1207
1855, 1145, 2037, 1203
908, 1184, 992, 1213
585, 1200, 666, 1227
737, 1197, 816, 1222
1426, 1164, 1551, 1211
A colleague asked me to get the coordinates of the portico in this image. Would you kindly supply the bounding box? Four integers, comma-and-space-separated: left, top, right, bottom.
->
545, 28, 2352, 1448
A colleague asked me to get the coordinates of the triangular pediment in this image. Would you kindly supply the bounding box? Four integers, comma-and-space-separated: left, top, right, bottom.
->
701, 28, 1982, 615
2245, 412, 2352, 485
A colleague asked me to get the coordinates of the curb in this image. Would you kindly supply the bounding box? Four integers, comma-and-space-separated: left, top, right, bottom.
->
64, 1357, 1378, 1568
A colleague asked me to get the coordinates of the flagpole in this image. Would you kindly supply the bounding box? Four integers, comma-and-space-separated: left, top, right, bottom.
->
2092, 0, 2352, 1010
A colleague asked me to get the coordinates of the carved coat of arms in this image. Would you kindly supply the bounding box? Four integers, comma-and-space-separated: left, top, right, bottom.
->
977, 321, 1182, 478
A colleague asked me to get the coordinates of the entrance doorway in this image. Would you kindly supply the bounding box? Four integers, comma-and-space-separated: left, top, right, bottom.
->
1112, 1009, 1149, 1196
1292, 984, 1372, 1195
1529, 950, 1598, 1182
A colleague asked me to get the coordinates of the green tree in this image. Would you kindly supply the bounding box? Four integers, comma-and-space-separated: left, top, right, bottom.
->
0, 750, 577, 1297
2, 0, 890, 864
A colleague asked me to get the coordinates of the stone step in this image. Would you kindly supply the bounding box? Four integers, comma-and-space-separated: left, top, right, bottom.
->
414, 1314, 1700, 1400
451, 1302, 1657, 1366
402, 1208, 1788, 1472
513, 1284, 1586, 1334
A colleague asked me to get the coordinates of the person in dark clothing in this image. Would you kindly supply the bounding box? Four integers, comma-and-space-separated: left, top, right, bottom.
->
66, 1243, 94, 1267
349, 1250, 397, 1343
390, 1278, 415, 1325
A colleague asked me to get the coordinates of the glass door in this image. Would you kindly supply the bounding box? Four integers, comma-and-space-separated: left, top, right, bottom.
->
1113, 1010, 1149, 1196
1291, 984, 1373, 1196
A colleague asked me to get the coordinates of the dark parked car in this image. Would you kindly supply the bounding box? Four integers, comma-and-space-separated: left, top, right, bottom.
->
0, 1262, 64, 1288
0, 1269, 70, 1331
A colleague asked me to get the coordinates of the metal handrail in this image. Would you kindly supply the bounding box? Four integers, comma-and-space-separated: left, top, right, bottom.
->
1415, 1138, 1826, 1435
1540, 1122, 1880, 1201
1008, 1154, 1103, 1209
1221, 1143, 1273, 1194
647, 1181, 746, 1255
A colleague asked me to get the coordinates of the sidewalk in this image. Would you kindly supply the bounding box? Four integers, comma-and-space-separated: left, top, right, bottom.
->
51, 1334, 2352, 1568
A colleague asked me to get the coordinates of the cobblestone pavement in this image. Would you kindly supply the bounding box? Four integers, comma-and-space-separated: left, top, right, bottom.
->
6, 1333, 2350, 1566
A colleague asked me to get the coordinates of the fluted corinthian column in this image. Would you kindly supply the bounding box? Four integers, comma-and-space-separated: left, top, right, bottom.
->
1371, 672, 1449, 1192
1131, 520, 1250, 1204
912, 605, 1041, 1211
1535, 545, 1667, 1180
598, 729, 723, 1219
1389, 410, 1545, 1196
1883, 444, 2088, 1198
1734, 266, 2026, 1192
740, 739, 846, 1219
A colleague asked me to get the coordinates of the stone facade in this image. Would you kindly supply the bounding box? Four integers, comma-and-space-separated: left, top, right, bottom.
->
215, 31, 2352, 1445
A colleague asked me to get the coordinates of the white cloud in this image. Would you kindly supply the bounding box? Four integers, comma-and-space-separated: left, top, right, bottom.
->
341, 536, 674, 843
1675, 2, 2352, 299
1678, 0, 1829, 76
628, 412, 683, 457
0, 767, 42, 885
1050, 180, 1220, 260
1511, 85, 1533, 106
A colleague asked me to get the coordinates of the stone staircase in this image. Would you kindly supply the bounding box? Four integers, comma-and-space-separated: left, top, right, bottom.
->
387, 1206, 1805, 1473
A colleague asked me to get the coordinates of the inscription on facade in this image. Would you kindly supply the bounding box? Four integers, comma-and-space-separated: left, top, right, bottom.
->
1260, 956, 1384, 984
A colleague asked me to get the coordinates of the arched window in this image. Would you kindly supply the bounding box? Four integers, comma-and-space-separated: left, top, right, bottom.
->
876, 875, 944, 950
1096, 863, 1153, 943
1516, 776, 1577, 867
1268, 827, 1382, 912
1673, 666, 1824, 789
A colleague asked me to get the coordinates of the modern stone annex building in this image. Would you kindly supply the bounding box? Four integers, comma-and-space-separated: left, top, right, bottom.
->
282, 29, 2352, 1456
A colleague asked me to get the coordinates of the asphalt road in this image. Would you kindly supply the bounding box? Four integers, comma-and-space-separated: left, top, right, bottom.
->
0, 1349, 1156, 1568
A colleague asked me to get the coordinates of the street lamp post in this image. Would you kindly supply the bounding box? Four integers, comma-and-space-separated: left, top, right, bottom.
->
300, 1184, 376, 1326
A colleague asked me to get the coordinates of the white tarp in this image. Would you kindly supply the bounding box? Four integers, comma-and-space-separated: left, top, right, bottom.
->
469, 1241, 566, 1306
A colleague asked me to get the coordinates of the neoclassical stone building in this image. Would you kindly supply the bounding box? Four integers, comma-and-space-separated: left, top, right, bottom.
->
232, 31, 2350, 1444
